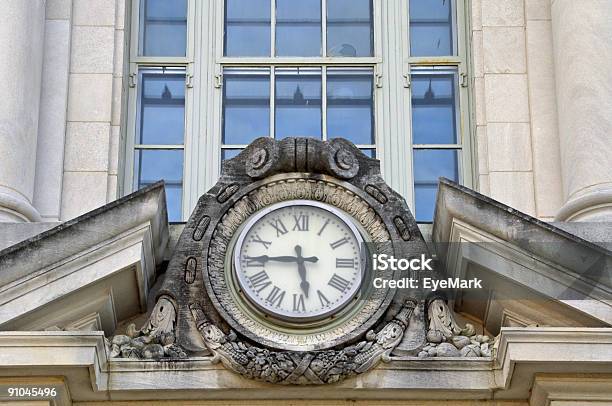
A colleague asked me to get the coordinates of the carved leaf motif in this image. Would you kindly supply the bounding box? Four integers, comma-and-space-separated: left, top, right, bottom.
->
365, 185, 388, 204
184, 257, 197, 284
393, 216, 411, 241
190, 300, 416, 385
192, 215, 211, 241
217, 184, 240, 203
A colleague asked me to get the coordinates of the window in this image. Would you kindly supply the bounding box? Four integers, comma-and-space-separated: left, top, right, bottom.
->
220, 0, 376, 160
124, 0, 472, 222
407, 0, 469, 222
126, 0, 191, 222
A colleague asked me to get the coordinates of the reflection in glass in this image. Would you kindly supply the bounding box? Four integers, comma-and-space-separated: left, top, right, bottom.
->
139, 0, 187, 56
134, 149, 184, 221
327, 68, 374, 144
138, 70, 185, 145
413, 149, 458, 222
222, 149, 243, 161
327, 0, 373, 57
360, 148, 376, 158
409, 0, 454, 56
276, 0, 321, 56
225, 0, 271, 56
275, 68, 322, 139
411, 70, 458, 144
223, 69, 270, 145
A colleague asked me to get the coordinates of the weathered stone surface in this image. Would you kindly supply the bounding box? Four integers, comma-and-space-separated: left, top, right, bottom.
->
436, 343, 461, 357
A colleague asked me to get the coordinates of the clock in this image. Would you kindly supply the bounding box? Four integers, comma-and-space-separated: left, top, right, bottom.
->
233, 200, 364, 323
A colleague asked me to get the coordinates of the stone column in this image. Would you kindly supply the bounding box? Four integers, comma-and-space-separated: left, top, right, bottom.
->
0, 0, 46, 222
551, 0, 612, 221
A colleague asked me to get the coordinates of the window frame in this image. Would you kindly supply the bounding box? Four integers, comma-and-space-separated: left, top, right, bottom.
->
121, 0, 474, 222
403, 0, 474, 221
123, 0, 196, 222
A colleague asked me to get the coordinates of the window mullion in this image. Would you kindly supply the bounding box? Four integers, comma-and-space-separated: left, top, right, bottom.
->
321, 0, 327, 57
322, 66, 327, 141
270, 0, 276, 57
270, 67, 276, 138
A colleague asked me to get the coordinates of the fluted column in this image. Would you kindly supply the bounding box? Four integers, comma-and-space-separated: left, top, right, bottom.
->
552, 0, 612, 221
0, 0, 45, 222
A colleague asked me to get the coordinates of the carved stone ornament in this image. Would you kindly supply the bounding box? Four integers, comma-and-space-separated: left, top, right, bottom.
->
190, 299, 417, 384
106, 137, 491, 382
418, 299, 495, 358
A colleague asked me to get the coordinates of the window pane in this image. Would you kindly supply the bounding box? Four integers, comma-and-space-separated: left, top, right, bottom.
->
411, 70, 458, 144
139, 0, 187, 56
275, 68, 322, 139
413, 149, 458, 222
222, 149, 243, 161
225, 0, 271, 56
360, 148, 376, 158
409, 0, 454, 56
134, 149, 183, 221
223, 69, 270, 144
327, 0, 373, 57
327, 68, 374, 144
138, 70, 185, 145
276, 0, 321, 56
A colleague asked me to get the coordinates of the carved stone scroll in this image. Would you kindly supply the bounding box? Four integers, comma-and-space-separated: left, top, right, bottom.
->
190, 300, 417, 385
419, 299, 494, 358
107, 296, 187, 360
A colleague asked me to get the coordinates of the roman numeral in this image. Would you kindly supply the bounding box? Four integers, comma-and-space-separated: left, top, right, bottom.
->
265, 286, 285, 307
268, 219, 288, 237
330, 237, 349, 250
248, 271, 271, 293
336, 258, 355, 268
292, 214, 309, 231
246, 258, 265, 267
328, 273, 351, 292
317, 290, 330, 307
292, 293, 306, 312
252, 234, 271, 249
317, 219, 330, 236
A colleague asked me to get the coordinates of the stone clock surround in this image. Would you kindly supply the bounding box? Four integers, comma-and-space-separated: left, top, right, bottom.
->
105, 137, 458, 384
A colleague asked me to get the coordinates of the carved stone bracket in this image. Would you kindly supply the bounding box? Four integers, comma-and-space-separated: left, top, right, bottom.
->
190, 300, 417, 385
419, 299, 494, 358
107, 296, 187, 359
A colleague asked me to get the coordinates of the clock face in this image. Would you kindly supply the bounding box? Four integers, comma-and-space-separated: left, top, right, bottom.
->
234, 200, 364, 322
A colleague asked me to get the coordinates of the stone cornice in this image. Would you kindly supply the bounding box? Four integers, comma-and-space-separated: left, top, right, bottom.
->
0, 328, 610, 401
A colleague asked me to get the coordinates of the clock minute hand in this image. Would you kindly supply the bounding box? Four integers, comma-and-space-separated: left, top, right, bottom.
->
294, 245, 313, 298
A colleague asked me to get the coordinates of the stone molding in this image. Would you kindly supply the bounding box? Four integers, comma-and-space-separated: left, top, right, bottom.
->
0, 183, 168, 333
530, 374, 612, 406
1, 328, 611, 401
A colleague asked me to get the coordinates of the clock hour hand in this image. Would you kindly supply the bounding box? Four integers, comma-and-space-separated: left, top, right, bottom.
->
295, 245, 315, 298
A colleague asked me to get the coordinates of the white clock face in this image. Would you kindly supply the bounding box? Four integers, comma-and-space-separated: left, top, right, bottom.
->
234, 200, 364, 322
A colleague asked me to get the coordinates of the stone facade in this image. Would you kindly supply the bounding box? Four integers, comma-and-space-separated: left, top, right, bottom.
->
0, 0, 611, 223
0, 1, 611, 405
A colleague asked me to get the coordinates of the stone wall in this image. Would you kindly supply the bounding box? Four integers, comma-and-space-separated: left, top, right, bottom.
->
471, 0, 563, 220
32, 0, 126, 221
3, 0, 609, 222
74, 401, 529, 406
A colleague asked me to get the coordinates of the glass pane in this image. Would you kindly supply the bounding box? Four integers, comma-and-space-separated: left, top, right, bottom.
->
413, 149, 459, 222
327, 69, 374, 144
222, 148, 243, 161
360, 148, 376, 158
223, 69, 270, 144
134, 149, 184, 221
139, 0, 187, 56
138, 70, 185, 145
225, 0, 271, 56
411, 70, 458, 144
276, 0, 321, 56
275, 68, 322, 139
409, 0, 454, 56
327, 0, 373, 57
